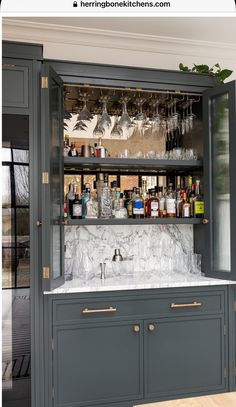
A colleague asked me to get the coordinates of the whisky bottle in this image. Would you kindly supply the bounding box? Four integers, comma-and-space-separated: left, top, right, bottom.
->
182, 191, 190, 218
166, 183, 176, 218
132, 187, 144, 219
158, 187, 166, 218
194, 179, 204, 218
176, 190, 183, 218
71, 194, 82, 219
68, 142, 78, 157
147, 189, 159, 218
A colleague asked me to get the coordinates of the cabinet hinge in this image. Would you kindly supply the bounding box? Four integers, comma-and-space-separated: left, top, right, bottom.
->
234, 301, 236, 311
224, 325, 227, 336
52, 386, 55, 399
234, 366, 236, 376
41, 76, 48, 89
42, 267, 50, 279
42, 172, 49, 184
224, 368, 227, 378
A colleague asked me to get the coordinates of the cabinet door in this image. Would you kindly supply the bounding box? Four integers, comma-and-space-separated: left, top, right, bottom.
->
144, 316, 226, 399
41, 64, 64, 291
53, 321, 143, 406
203, 81, 236, 280
2, 59, 29, 109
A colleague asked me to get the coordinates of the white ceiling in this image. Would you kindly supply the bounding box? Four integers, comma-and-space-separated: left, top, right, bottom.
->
3, 16, 236, 45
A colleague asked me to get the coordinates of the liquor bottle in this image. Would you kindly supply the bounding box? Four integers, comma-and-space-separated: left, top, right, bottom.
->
182, 191, 190, 218
95, 137, 105, 158
64, 200, 68, 220
68, 142, 78, 157
66, 183, 75, 218
158, 187, 166, 218
141, 180, 148, 216
132, 187, 144, 219
189, 184, 195, 217
86, 192, 98, 219
126, 191, 133, 218
114, 193, 128, 219
63, 139, 70, 157
99, 174, 112, 218
147, 189, 159, 218
166, 183, 176, 218
176, 189, 183, 218
71, 194, 82, 219
81, 184, 90, 219
194, 179, 204, 218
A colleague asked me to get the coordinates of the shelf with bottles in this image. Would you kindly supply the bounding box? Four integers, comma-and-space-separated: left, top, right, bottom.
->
64, 174, 205, 226
64, 156, 203, 173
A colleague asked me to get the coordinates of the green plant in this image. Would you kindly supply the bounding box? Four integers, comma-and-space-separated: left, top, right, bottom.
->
179, 63, 233, 83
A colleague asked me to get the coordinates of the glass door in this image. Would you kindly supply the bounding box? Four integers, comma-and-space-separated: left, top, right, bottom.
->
2, 114, 31, 406
203, 80, 236, 280
41, 64, 64, 291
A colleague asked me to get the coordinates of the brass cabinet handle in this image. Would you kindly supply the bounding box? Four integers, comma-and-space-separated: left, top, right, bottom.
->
82, 306, 117, 314
133, 324, 140, 333
36, 220, 42, 226
170, 301, 202, 309
202, 218, 209, 225
148, 323, 156, 332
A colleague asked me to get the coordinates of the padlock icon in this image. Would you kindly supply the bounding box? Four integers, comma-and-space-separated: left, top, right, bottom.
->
73, 1, 78, 6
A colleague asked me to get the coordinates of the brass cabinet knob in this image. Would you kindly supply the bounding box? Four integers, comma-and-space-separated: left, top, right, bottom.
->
133, 324, 140, 333
36, 220, 42, 227
202, 218, 209, 225
148, 323, 156, 332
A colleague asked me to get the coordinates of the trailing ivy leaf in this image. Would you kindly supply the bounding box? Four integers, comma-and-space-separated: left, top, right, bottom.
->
179, 63, 191, 72
192, 64, 210, 74
216, 69, 233, 83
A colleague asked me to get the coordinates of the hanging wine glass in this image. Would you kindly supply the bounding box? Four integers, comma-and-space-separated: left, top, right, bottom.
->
172, 97, 181, 130
134, 97, 147, 123
118, 96, 132, 130
99, 95, 112, 132
77, 91, 93, 122
111, 116, 123, 138
92, 115, 104, 138
149, 98, 162, 135
187, 98, 197, 131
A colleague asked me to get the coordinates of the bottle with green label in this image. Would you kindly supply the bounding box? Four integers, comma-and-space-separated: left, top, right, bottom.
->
194, 180, 204, 218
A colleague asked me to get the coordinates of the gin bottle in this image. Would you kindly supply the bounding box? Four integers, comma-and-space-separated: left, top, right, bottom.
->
99, 174, 112, 219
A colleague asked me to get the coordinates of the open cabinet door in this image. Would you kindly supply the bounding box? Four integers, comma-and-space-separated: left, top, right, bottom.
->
41, 64, 64, 291
203, 80, 236, 281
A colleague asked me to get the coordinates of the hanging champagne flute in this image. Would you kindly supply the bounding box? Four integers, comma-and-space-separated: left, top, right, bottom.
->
99, 95, 112, 132
111, 116, 123, 138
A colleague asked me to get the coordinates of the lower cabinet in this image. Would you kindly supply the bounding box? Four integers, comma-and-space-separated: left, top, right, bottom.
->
144, 316, 225, 399
48, 286, 229, 407
53, 321, 143, 406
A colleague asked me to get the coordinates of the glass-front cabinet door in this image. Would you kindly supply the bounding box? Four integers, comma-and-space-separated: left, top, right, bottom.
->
41, 64, 64, 290
203, 80, 236, 280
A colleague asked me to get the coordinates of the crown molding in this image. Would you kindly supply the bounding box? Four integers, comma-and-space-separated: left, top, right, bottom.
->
2, 18, 236, 61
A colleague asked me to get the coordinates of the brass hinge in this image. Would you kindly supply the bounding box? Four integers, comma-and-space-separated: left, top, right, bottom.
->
224, 325, 227, 336
52, 386, 55, 399
52, 338, 54, 351
234, 301, 236, 311
42, 267, 50, 279
41, 76, 48, 89
3, 64, 15, 68
224, 367, 227, 378
234, 366, 236, 376
42, 172, 49, 184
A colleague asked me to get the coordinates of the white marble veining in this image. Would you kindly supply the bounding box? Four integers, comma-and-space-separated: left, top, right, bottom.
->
65, 224, 193, 281
44, 272, 235, 294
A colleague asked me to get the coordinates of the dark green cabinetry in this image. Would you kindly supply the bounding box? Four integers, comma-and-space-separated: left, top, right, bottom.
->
47, 286, 228, 407
2, 58, 31, 112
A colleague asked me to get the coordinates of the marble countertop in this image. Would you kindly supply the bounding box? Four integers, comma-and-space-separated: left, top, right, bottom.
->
44, 271, 236, 294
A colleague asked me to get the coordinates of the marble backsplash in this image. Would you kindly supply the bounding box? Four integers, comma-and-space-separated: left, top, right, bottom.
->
65, 224, 194, 281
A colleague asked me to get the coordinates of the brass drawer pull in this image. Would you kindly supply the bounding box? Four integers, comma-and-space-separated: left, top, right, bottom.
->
82, 306, 117, 314
170, 301, 202, 309
133, 324, 140, 333
148, 323, 156, 332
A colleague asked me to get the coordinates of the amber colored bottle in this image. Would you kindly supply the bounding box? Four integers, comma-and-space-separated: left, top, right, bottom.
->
147, 189, 160, 218
182, 191, 190, 218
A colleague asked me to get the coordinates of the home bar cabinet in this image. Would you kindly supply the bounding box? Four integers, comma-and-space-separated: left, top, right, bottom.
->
2, 42, 236, 407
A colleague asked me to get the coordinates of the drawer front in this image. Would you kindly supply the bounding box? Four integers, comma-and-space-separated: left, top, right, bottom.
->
2, 63, 29, 108
53, 290, 224, 324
